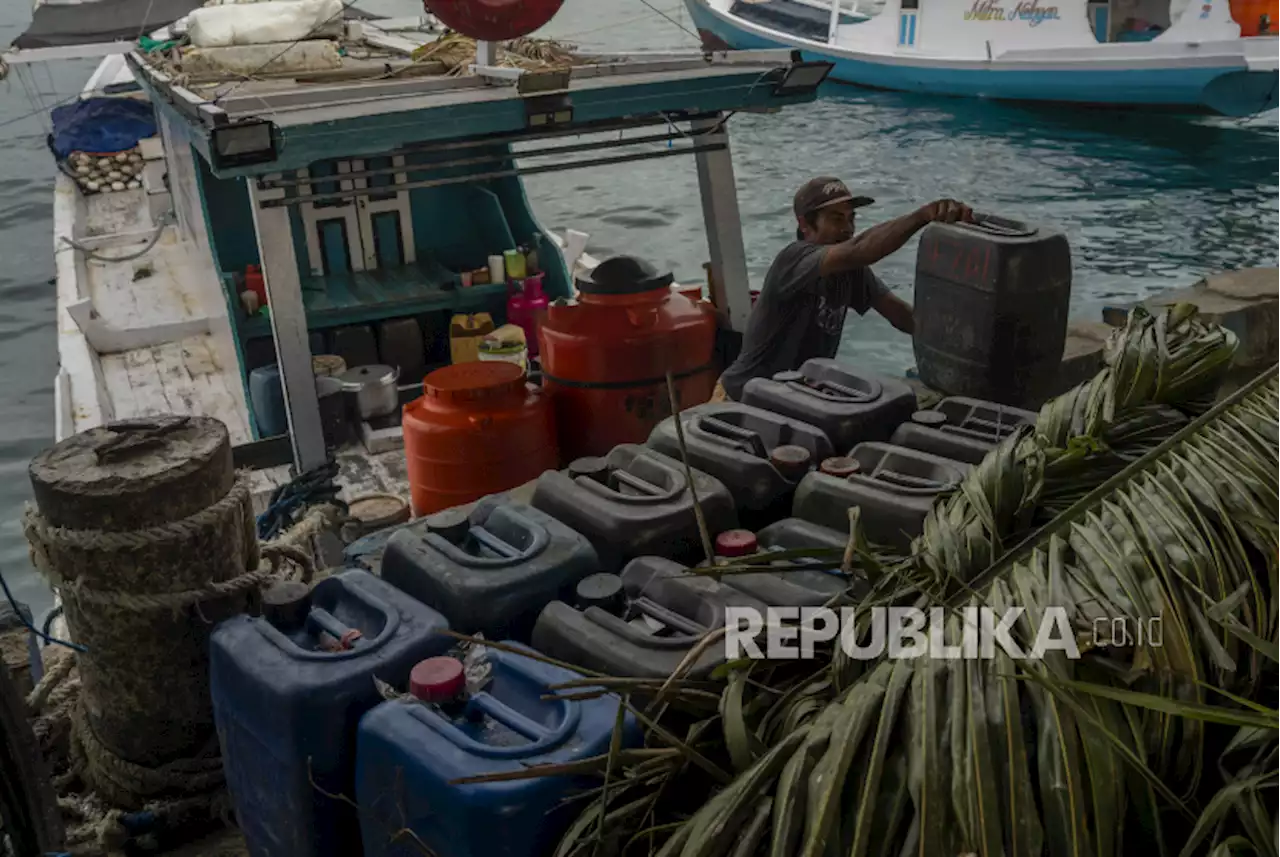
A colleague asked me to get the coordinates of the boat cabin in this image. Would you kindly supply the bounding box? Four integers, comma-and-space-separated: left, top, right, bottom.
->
63, 35, 828, 504
735, 0, 1254, 54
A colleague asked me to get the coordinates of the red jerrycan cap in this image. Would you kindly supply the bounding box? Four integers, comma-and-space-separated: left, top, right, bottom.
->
409, 657, 467, 703
820, 456, 861, 478
423, 0, 565, 41
770, 445, 812, 480
715, 529, 758, 557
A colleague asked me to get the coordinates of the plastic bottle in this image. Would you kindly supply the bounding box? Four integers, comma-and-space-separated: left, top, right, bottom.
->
507, 281, 529, 345
244, 264, 267, 308
504, 248, 527, 281
521, 274, 549, 359
526, 238, 540, 275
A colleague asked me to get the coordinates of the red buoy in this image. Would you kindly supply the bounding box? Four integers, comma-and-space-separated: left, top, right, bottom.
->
424, 0, 565, 41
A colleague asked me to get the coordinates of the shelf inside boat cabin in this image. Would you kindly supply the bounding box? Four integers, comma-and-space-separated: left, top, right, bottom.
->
237, 268, 509, 338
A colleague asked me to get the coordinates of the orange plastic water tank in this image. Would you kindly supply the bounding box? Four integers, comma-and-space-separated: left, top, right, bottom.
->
402, 362, 558, 516
1230, 0, 1277, 34
538, 256, 718, 460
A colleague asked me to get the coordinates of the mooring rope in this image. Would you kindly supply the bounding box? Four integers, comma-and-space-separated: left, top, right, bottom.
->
24, 473, 253, 557
23, 472, 330, 854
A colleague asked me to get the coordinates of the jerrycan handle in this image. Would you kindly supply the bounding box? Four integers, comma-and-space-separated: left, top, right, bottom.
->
957, 213, 1037, 237
584, 597, 707, 647
854, 464, 951, 494
693, 415, 767, 458
424, 505, 549, 568
765, 546, 825, 570
576, 453, 685, 504
612, 469, 667, 497
940, 421, 1013, 443
632, 596, 709, 637
306, 608, 366, 651
256, 575, 400, 659
411, 685, 580, 760
787, 376, 880, 404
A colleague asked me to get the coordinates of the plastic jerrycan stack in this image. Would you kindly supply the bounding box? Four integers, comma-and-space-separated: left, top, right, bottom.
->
355, 644, 639, 857
380, 494, 599, 641
209, 570, 451, 857
740, 358, 918, 450
530, 444, 738, 571
646, 401, 833, 525
793, 444, 970, 551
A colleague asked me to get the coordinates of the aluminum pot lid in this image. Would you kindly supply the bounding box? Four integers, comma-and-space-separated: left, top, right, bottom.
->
340, 364, 398, 391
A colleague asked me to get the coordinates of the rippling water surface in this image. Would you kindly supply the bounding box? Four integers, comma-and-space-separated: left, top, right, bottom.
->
0, 0, 1276, 612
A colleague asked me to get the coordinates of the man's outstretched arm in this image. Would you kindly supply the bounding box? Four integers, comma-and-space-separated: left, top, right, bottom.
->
872, 290, 914, 334
819, 199, 973, 278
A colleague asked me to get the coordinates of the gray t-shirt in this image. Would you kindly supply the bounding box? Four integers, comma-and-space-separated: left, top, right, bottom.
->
719, 241, 889, 400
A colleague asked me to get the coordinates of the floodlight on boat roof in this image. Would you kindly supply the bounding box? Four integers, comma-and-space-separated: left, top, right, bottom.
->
774, 60, 834, 97
210, 118, 277, 170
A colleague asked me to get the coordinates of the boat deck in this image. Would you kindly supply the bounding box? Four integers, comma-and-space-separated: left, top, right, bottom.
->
56, 174, 413, 511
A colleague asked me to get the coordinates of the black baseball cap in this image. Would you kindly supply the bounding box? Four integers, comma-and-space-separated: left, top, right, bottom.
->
793, 177, 875, 218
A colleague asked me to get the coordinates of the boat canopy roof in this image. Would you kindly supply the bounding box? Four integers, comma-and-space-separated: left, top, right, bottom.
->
127, 49, 828, 179
12, 0, 203, 51
8, 1, 377, 60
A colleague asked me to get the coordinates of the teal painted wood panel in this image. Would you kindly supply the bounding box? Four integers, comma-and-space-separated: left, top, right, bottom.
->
178, 69, 818, 179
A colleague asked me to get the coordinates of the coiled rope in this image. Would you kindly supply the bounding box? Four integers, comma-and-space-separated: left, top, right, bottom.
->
23, 472, 325, 855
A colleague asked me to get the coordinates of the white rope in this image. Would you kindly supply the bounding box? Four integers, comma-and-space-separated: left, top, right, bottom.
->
59, 211, 175, 264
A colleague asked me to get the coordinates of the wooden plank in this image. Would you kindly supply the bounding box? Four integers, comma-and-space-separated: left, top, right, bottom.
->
179, 337, 252, 443
154, 340, 202, 418
124, 346, 177, 416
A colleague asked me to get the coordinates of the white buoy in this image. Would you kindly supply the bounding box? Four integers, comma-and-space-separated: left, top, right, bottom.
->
111, 181, 125, 191
126, 180, 140, 190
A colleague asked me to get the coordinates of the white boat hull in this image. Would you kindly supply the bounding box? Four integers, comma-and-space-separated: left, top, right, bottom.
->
687, 0, 1280, 115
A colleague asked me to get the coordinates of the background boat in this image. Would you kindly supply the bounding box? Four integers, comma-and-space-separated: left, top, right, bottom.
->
686, 0, 1280, 115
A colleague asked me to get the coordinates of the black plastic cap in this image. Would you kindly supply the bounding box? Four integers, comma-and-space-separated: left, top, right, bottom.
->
912, 410, 948, 427
425, 506, 471, 542
262, 580, 311, 630
574, 255, 674, 296
568, 456, 610, 482
574, 573, 627, 614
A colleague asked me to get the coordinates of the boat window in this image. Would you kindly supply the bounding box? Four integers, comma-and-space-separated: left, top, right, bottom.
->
901, 0, 919, 9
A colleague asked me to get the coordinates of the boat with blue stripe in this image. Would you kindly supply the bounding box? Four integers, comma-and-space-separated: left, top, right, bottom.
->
686, 0, 1279, 115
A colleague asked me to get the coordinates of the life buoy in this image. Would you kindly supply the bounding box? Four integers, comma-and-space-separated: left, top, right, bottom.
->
424, 0, 565, 40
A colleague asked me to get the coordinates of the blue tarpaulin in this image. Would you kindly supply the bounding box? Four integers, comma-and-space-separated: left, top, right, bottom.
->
48, 98, 157, 160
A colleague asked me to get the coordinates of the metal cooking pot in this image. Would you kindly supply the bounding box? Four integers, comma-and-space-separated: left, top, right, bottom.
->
341, 364, 400, 419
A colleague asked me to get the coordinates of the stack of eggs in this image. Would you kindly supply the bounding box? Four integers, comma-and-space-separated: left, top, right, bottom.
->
68, 148, 144, 195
